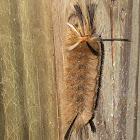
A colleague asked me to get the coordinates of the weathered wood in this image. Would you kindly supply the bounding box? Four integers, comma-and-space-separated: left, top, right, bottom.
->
0, 0, 139, 140
53, 0, 140, 139
0, 0, 58, 140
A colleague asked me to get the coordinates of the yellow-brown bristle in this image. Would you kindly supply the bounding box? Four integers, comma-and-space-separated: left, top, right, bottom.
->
61, 40, 102, 139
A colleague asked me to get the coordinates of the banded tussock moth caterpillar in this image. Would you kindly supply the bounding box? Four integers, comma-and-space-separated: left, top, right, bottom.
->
60, 3, 129, 140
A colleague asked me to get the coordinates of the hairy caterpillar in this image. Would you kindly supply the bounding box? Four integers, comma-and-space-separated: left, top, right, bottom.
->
61, 3, 129, 140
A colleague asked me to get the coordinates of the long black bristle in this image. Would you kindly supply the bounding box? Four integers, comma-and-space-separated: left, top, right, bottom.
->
89, 42, 105, 134
87, 3, 97, 29
64, 113, 79, 140
86, 42, 99, 56
100, 38, 130, 42
87, 113, 96, 133
89, 120, 96, 133
74, 5, 84, 27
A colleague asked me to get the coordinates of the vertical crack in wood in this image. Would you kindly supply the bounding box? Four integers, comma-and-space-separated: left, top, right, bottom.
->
52, 18, 61, 140
51, 4, 61, 140
110, 1, 116, 138
133, 2, 140, 139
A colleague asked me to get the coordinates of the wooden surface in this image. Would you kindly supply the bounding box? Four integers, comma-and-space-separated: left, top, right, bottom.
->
0, 0, 139, 140
0, 0, 58, 140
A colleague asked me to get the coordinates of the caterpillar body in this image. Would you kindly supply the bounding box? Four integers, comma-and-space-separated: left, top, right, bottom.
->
60, 3, 102, 139
60, 3, 129, 140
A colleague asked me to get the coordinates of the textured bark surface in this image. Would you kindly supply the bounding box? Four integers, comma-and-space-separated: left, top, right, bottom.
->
0, 0, 139, 140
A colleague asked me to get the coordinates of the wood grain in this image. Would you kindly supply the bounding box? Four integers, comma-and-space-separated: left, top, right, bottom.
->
0, 0, 58, 140
0, 0, 139, 140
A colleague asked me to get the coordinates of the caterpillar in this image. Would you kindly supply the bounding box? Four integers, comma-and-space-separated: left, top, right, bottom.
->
60, 3, 129, 140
